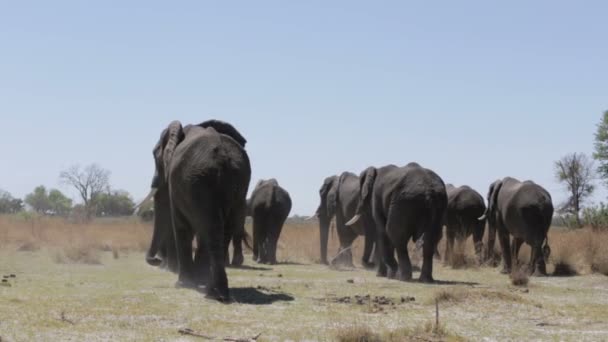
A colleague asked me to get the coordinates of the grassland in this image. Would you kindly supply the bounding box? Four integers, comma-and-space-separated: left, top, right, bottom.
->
1, 215, 607, 341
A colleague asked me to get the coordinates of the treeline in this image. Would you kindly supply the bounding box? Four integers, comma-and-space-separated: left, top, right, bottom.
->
550, 110, 608, 229
0, 163, 137, 220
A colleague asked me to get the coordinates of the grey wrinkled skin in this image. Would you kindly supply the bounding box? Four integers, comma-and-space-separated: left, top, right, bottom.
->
443, 184, 486, 265
247, 179, 292, 265
146, 120, 251, 302
316, 172, 376, 268
483, 177, 553, 276
347, 162, 447, 283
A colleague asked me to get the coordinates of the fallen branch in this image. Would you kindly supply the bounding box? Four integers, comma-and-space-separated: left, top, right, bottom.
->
224, 333, 262, 342
178, 328, 261, 342
178, 328, 215, 339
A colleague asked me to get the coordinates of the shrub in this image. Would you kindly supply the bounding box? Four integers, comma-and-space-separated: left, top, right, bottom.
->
582, 203, 608, 231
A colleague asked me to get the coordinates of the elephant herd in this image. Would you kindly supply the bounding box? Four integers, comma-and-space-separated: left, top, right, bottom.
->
141, 119, 554, 302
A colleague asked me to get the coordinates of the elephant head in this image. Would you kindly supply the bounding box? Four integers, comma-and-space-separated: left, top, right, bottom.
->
346, 167, 377, 226
145, 121, 185, 267
479, 179, 503, 223
316, 176, 338, 264
192, 119, 247, 148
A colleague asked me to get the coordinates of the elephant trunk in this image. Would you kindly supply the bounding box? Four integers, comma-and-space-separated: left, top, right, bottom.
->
319, 214, 330, 265
146, 186, 169, 267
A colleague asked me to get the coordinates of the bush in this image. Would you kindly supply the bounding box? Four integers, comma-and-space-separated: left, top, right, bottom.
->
583, 204, 608, 231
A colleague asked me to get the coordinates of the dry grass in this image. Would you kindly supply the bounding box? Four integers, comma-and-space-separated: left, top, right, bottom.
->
445, 241, 479, 269
53, 245, 103, 265
335, 322, 464, 342
2, 214, 608, 277
433, 288, 526, 305
335, 325, 382, 342
0, 214, 151, 253
2, 215, 608, 340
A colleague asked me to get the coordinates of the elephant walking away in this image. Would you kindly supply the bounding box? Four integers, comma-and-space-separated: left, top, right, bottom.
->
346, 163, 447, 283
479, 177, 553, 276
316, 172, 376, 268
144, 119, 251, 302
444, 184, 486, 265
248, 179, 292, 264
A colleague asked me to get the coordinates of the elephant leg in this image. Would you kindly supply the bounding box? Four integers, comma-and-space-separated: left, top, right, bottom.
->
201, 213, 229, 302
497, 227, 512, 274
444, 232, 454, 266
384, 236, 398, 279
511, 237, 524, 267
252, 218, 260, 262
334, 213, 356, 267
361, 224, 376, 269
227, 204, 246, 267
472, 221, 484, 264
486, 222, 497, 264
270, 216, 286, 265
193, 235, 210, 286
372, 210, 388, 278
531, 243, 548, 276
395, 241, 413, 281
420, 218, 441, 283
172, 211, 196, 288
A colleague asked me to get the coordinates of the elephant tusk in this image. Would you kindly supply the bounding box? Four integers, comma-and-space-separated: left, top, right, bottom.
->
345, 214, 361, 226
133, 188, 158, 215
478, 214, 487, 221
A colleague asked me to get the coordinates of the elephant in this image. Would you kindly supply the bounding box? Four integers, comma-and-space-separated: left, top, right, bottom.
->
143, 119, 251, 302
479, 177, 553, 276
346, 163, 447, 283
315, 172, 376, 268
443, 184, 486, 265
247, 179, 292, 264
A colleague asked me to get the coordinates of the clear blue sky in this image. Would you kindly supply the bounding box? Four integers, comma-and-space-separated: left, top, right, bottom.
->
1, 1, 606, 215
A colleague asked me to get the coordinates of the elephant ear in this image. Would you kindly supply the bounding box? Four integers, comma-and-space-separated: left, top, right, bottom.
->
197, 120, 247, 148
152, 121, 185, 187
487, 180, 503, 217
317, 176, 337, 217
359, 167, 378, 208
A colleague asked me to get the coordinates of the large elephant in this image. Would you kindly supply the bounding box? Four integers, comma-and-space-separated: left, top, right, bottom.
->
247, 179, 292, 264
346, 163, 447, 283
443, 184, 486, 265
479, 177, 553, 276
316, 172, 376, 267
144, 119, 251, 302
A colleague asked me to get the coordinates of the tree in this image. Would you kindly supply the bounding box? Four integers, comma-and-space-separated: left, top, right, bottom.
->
59, 164, 110, 219
93, 190, 135, 217
48, 189, 73, 216
25, 186, 51, 213
0, 190, 23, 214
593, 110, 608, 186
554, 152, 595, 227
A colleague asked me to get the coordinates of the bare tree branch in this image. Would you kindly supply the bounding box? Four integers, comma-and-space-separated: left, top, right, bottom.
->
59, 164, 110, 220
554, 153, 595, 227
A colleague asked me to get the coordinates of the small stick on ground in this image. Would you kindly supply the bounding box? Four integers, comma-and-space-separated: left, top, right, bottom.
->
178, 328, 215, 339
224, 333, 262, 342
435, 298, 439, 332
178, 328, 261, 342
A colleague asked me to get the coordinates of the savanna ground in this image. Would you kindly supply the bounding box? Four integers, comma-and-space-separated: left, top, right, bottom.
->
1, 215, 608, 341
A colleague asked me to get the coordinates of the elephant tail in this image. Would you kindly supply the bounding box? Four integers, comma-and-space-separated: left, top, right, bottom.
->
238, 228, 253, 251
542, 236, 551, 261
